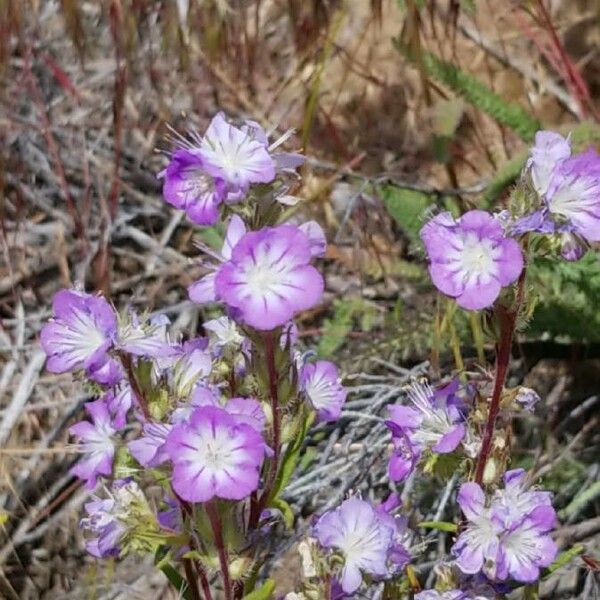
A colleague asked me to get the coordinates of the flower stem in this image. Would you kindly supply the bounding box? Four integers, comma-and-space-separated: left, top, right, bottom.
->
249, 331, 281, 529
474, 269, 527, 485
206, 501, 233, 600
183, 558, 202, 600
120, 353, 151, 420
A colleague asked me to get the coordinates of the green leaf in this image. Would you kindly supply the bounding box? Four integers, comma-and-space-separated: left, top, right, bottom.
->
543, 544, 584, 578
242, 578, 276, 600
418, 520, 458, 533
271, 497, 295, 529
394, 40, 541, 141
155, 549, 194, 600
560, 480, 600, 520
378, 184, 434, 242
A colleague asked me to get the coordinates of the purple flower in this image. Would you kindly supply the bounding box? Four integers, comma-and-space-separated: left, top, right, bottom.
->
81, 497, 126, 558
375, 493, 412, 571
203, 316, 245, 351
452, 476, 557, 583
420, 210, 523, 310
527, 130, 571, 197
117, 313, 177, 359
105, 385, 133, 429
69, 399, 117, 488
41, 290, 117, 382
128, 422, 171, 467
386, 379, 466, 481
87, 355, 123, 387
300, 360, 347, 422
170, 338, 212, 397
161, 149, 227, 225
198, 112, 276, 195
225, 397, 266, 432
80, 478, 145, 558
514, 387, 541, 412
298, 221, 327, 258
516, 131, 600, 248
545, 149, 600, 242
415, 591, 465, 600
188, 215, 247, 304
313, 498, 394, 593
215, 224, 324, 330
165, 405, 266, 503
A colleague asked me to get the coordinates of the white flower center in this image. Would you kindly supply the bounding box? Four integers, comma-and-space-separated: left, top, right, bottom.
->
458, 234, 497, 277
66, 308, 107, 361
196, 429, 239, 472
244, 262, 280, 295
181, 166, 214, 201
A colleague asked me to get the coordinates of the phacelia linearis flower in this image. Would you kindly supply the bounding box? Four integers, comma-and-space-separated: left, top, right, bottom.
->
215, 224, 324, 330
40, 289, 118, 383
313, 497, 395, 594
69, 399, 118, 489
420, 210, 523, 310
165, 405, 266, 502
386, 379, 466, 482
452, 471, 557, 583
300, 360, 347, 422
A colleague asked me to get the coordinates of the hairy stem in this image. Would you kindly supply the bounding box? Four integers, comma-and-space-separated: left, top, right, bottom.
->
206, 501, 233, 600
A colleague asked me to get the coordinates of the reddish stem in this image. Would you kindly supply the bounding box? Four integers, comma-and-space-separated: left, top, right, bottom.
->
474, 269, 527, 485
183, 558, 202, 600
206, 501, 233, 600
120, 353, 151, 421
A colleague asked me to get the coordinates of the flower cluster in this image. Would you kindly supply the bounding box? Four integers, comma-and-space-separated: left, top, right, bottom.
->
514, 130, 600, 259
161, 113, 303, 225
452, 469, 557, 583
40, 119, 574, 599
40, 112, 352, 599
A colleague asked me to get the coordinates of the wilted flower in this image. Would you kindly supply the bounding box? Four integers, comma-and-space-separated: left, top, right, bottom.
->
81, 478, 147, 558
420, 210, 523, 310
40, 289, 118, 382
313, 497, 394, 594
204, 316, 245, 351
165, 405, 266, 502
386, 379, 466, 481
300, 360, 347, 422
514, 387, 541, 412
215, 224, 324, 330
69, 399, 118, 488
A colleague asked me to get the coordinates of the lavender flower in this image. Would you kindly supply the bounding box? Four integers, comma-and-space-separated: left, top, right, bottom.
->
165, 405, 266, 502
300, 360, 347, 422
117, 313, 177, 358
40, 290, 117, 382
188, 214, 247, 304
313, 498, 394, 594
128, 422, 171, 467
104, 385, 133, 429
69, 399, 118, 488
420, 210, 523, 310
386, 380, 466, 482
161, 149, 227, 225
197, 112, 276, 195
514, 131, 600, 248
452, 476, 557, 583
514, 387, 541, 412
80, 478, 146, 558
215, 224, 324, 330
203, 316, 245, 351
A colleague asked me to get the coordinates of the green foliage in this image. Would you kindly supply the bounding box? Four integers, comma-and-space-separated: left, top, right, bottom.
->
528, 253, 600, 341
543, 544, 585, 578
394, 40, 541, 141
242, 579, 276, 600
559, 480, 600, 520
418, 520, 458, 533
378, 184, 434, 243
318, 297, 378, 357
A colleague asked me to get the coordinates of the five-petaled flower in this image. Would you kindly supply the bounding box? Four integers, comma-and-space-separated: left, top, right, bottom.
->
215, 224, 324, 330
40, 289, 118, 383
300, 360, 347, 422
165, 405, 266, 503
421, 210, 524, 310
